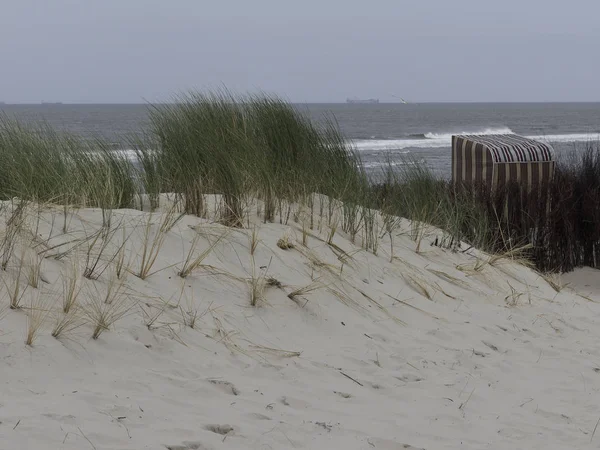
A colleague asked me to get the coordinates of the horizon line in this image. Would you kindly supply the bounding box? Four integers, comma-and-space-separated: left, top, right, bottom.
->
2, 100, 600, 105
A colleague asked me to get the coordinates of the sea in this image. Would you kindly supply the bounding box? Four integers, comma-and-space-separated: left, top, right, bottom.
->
1, 103, 599, 180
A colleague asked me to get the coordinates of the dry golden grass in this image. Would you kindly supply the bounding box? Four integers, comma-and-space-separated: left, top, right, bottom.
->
52, 308, 84, 339
136, 213, 167, 280
427, 268, 470, 290
458, 244, 534, 275
248, 258, 268, 307
362, 209, 379, 255
327, 284, 371, 315
139, 300, 169, 330
276, 232, 294, 250
25, 292, 51, 346
327, 217, 339, 246
265, 276, 283, 288
382, 212, 402, 263
249, 344, 302, 358
296, 247, 341, 278
488, 244, 534, 268
25, 249, 43, 289
179, 290, 209, 329
287, 279, 323, 305
83, 277, 133, 339
61, 258, 82, 314
83, 222, 126, 280
384, 292, 442, 320
457, 256, 487, 273
402, 273, 435, 300
541, 273, 568, 293
5, 251, 27, 310
179, 227, 228, 278
410, 218, 430, 254
1, 200, 28, 271
133, 206, 187, 280
211, 311, 250, 357
158, 200, 186, 233
301, 222, 309, 247
504, 282, 525, 307
352, 286, 406, 326
329, 246, 360, 275
249, 226, 260, 255
136, 286, 184, 331
114, 226, 129, 279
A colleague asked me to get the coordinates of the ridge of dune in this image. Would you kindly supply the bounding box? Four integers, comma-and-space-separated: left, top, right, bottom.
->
1, 195, 599, 450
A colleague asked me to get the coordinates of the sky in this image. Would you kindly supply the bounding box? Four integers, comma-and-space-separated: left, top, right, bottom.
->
1, 0, 599, 103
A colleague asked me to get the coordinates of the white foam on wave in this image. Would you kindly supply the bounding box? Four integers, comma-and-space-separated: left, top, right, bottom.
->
423, 127, 514, 140
353, 128, 600, 152
115, 129, 600, 160
353, 127, 514, 151
362, 159, 425, 169
108, 149, 142, 164
528, 133, 600, 144
353, 140, 416, 151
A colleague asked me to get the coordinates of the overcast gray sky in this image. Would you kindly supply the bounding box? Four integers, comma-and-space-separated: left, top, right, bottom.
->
1, 0, 599, 103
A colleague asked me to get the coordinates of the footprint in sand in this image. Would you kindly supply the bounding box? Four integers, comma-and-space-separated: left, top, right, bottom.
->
334, 391, 352, 398
248, 412, 271, 420
279, 395, 311, 409
207, 379, 239, 396
366, 438, 426, 449
204, 424, 235, 435
41, 413, 77, 424
165, 441, 211, 450
395, 374, 424, 383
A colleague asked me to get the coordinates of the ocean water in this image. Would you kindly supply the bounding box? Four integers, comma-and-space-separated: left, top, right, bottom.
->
1, 102, 599, 179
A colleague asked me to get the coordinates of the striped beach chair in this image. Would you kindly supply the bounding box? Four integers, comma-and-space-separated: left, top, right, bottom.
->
452, 134, 555, 190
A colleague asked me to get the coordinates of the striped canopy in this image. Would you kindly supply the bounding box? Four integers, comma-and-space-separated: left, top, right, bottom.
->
452, 134, 556, 189
459, 134, 555, 163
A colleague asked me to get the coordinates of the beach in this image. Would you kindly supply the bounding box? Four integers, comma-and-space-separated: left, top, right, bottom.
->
3, 0, 600, 446
1, 194, 599, 450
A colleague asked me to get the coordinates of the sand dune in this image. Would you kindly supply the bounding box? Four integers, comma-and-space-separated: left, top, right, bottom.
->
1, 196, 599, 449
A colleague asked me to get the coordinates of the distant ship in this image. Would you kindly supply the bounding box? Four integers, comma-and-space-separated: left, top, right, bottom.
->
346, 97, 379, 104
41, 101, 63, 105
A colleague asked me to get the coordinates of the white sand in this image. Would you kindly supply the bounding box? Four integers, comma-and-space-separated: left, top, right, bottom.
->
1, 198, 600, 449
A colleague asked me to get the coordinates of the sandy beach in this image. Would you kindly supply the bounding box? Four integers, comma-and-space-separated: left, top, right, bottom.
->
0, 196, 598, 450
2, 0, 600, 447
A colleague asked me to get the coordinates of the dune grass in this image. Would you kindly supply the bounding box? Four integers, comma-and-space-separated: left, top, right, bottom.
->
0, 117, 137, 210
1, 91, 599, 355
0, 95, 369, 348
371, 146, 600, 273
139, 90, 366, 226
287, 279, 323, 305
179, 227, 229, 278
2, 91, 599, 276
62, 257, 82, 313
136, 213, 168, 280
249, 256, 269, 307
5, 249, 27, 309
1, 91, 366, 236
1, 200, 28, 271
25, 292, 51, 346
51, 308, 84, 339
84, 277, 132, 339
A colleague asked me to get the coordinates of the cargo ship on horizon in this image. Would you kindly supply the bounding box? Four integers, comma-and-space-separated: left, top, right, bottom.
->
346, 97, 379, 104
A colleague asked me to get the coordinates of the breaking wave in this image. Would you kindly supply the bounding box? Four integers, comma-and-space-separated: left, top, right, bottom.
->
352, 127, 600, 152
